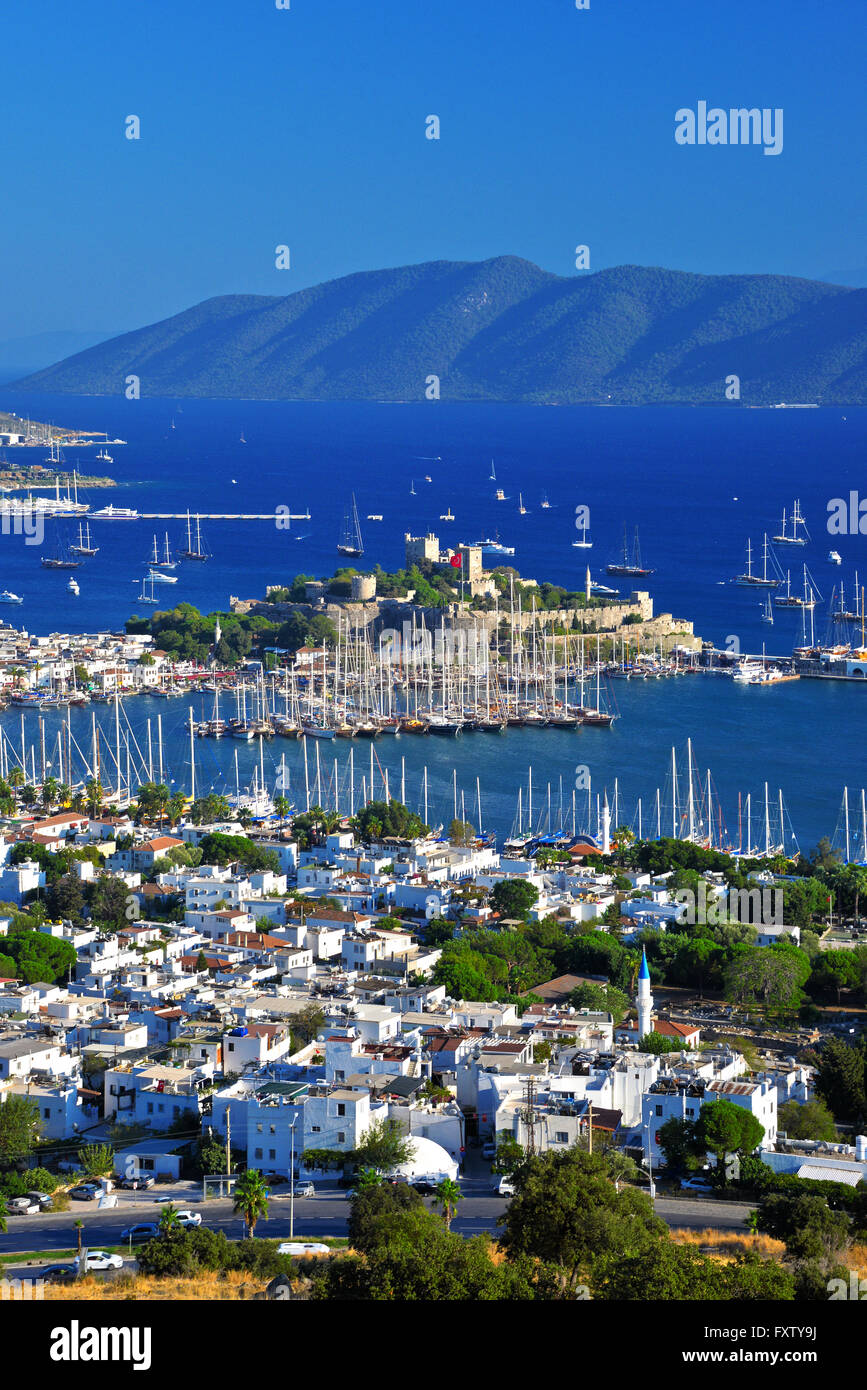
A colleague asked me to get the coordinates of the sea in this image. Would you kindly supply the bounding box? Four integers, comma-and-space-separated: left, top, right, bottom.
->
0, 391, 864, 854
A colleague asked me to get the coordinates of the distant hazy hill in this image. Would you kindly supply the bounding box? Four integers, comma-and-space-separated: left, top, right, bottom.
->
0, 329, 120, 381
12, 258, 867, 404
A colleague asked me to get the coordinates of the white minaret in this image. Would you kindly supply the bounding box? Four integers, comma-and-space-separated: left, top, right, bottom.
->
637, 948, 654, 1040
601, 787, 611, 855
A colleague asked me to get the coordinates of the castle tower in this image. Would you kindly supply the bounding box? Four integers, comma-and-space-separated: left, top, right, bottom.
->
637, 947, 653, 1040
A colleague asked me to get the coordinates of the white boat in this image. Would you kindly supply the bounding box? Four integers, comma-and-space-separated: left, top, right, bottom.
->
136, 574, 158, 605
149, 568, 178, 584
439, 508, 455, 521
0, 590, 23, 604
91, 505, 139, 521
572, 515, 592, 548
66, 577, 80, 595
366, 514, 383, 521
148, 533, 178, 569
95, 448, 113, 463
474, 534, 515, 556
518, 493, 528, 514
829, 551, 842, 564
495, 488, 506, 501
773, 499, 809, 546
540, 493, 551, 509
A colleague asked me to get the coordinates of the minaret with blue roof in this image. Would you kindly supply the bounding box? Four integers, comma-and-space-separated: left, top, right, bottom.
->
637, 947, 653, 1040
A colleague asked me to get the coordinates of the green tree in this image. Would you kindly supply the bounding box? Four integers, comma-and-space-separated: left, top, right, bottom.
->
489, 879, 539, 921
638, 1032, 689, 1055
77, 1142, 115, 1178
353, 1118, 413, 1174
0, 1094, 41, 1166
755, 1192, 851, 1266
777, 1099, 838, 1142
657, 1117, 704, 1176
497, 1148, 666, 1293
158, 1202, 182, 1235
812, 1038, 867, 1125
696, 1099, 765, 1177
232, 1168, 270, 1237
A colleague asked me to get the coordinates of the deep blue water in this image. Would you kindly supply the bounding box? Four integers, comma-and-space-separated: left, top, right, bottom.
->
0, 394, 864, 849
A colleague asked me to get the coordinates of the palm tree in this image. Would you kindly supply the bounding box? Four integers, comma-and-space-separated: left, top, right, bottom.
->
432, 1177, 462, 1230
41, 776, 59, 809
158, 1203, 181, 1235
232, 1168, 270, 1237
74, 1218, 84, 1255
238, 807, 254, 830
166, 791, 187, 827
85, 778, 104, 816
274, 795, 290, 824
71, 792, 86, 813
8, 767, 24, 789
57, 783, 71, 807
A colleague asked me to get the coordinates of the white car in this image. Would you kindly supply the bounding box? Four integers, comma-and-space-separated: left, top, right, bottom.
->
74, 1250, 124, 1272
497, 1176, 516, 1197
294, 1182, 315, 1198
679, 1177, 715, 1193
174, 1210, 202, 1227
277, 1241, 329, 1256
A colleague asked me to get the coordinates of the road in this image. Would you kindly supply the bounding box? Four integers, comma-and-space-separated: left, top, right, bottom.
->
0, 1185, 753, 1272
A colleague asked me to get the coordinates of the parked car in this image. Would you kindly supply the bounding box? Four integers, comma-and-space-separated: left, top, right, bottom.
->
39, 1264, 77, 1284
294, 1181, 315, 1198
679, 1176, 715, 1193
497, 1175, 515, 1197
74, 1251, 124, 1272
118, 1175, 155, 1190
410, 1179, 438, 1196
481, 1141, 497, 1160
26, 1191, 53, 1210
6, 1196, 40, 1215
69, 1184, 100, 1201
276, 1241, 329, 1256
174, 1210, 202, 1228
120, 1223, 160, 1245
262, 1172, 288, 1186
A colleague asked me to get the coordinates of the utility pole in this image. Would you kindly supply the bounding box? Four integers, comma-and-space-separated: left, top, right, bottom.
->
587, 1099, 593, 1156
225, 1107, 232, 1177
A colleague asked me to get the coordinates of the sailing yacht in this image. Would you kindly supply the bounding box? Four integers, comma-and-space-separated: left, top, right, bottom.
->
41, 526, 81, 570
732, 535, 780, 588
761, 594, 774, 625
606, 524, 654, 576
337, 493, 364, 557
136, 573, 159, 604
773, 499, 809, 545
69, 522, 99, 557
572, 514, 592, 548
540, 492, 551, 509
439, 507, 455, 521
95, 446, 113, 463
489, 459, 497, 481
518, 494, 528, 515
179, 512, 210, 560
148, 533, 178, 569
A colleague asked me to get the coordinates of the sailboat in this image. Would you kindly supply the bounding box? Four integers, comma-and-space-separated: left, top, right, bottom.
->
572, 514, 592, 548
148, 533, 178, 570
69, 521, 99, 557
518, 493, 528, 515
732, 534, 779, 588
761, 594, 774, 625
337, 493, 364, 557
41, 525, 81, 570
773, 499, 809, 545
540, 492, 551, 509
95, 445, 113, 463
439, 507, 455, 521
240, 431, 247, 444
489, 459, 496, 481
178, 512, 210, 561
136, 573, 159, 605
606, 524, 654, 576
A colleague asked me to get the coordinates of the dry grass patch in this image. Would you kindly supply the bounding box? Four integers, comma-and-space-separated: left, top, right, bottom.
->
670, 1227, 786, 1262
41, 1271, 272, 1302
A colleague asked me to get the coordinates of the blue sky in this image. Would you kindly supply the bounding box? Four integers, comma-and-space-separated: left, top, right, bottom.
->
1, 0, 863, 338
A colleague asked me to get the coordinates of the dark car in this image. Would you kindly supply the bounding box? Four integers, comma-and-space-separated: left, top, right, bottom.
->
120, 1222, 160, 1245
26, 1191, 53, 1210
39, 1264, 78, 1284
336, 1173, 358, 1188
410, 1179, 438, 1195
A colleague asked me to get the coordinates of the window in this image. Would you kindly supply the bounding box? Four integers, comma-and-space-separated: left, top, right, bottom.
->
228, 1042, 234, 1052
147, 1102, 154, 1115
337, 1103, 345, 1117
43, 1108, 51, 1120
655, 1105, 662, 1116
337, 1132, 346, 1144
269, 1149, 276, 1160
554, 1131, 568, 1144
311, 1125, 320, 1133
256, 1123, 263, 1133
335, 1070, 344, 1081
254, 1148, 262, 1160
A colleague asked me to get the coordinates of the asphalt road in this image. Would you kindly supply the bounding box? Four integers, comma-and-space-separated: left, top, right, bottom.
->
1, 1188, 753, 1269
